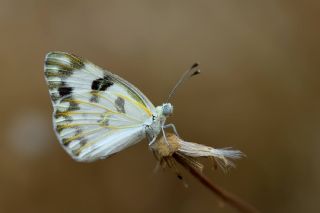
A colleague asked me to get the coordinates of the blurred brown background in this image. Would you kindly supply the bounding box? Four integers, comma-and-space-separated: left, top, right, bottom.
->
0, 0, 319, 212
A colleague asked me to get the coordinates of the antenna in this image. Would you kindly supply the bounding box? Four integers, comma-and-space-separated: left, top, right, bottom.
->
166, 63, 200, 102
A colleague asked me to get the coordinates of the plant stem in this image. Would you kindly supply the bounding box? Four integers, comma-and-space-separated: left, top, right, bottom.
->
173, 153, 260, 213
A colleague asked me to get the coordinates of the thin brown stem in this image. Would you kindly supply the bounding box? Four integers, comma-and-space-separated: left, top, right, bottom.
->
173, 153, 260, 213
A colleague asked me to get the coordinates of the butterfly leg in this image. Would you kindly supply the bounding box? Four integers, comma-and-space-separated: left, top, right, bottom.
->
148, 136, 157, 146
161, 127, 170, 145
148, 129, 170, 147
163, 123, 180, 138
147, 125, 173, 147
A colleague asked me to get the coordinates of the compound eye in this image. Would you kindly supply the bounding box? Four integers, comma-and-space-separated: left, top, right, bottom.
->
163, 104, 173, 116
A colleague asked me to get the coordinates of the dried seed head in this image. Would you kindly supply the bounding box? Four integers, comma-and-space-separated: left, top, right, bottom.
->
153, 133, 245, 172
153, 133, 181, 157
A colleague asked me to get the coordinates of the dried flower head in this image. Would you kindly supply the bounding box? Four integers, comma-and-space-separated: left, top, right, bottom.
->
152, 133, 245, 173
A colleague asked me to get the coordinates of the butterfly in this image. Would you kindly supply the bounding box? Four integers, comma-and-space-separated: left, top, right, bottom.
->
44, 51, 200, 162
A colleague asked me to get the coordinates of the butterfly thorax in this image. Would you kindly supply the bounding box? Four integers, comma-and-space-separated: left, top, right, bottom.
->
144, 103, 173, 142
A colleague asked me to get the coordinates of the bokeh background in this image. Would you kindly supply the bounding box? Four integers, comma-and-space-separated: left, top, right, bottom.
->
0, 0, 319, 212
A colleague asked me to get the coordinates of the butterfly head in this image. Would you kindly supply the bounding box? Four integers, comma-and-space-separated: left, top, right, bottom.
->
159, 103, 173, 117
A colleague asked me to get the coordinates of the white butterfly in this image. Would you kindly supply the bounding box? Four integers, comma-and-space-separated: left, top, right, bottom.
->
44, 51, 199, 162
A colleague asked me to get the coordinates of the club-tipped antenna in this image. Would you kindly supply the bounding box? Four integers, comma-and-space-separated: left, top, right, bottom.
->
166, 63, 200, 102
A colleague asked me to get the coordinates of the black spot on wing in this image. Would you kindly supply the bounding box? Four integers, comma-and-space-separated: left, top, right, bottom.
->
58, 86, 73, 96
91, 75, 114, 91
48, 82, 72, 102
115, 97, 125, 113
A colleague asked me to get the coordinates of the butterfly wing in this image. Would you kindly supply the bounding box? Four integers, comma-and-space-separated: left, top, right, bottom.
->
44, 51, 155, 162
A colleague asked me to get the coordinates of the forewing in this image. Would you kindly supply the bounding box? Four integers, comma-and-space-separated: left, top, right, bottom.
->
44, 51, 154, 161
